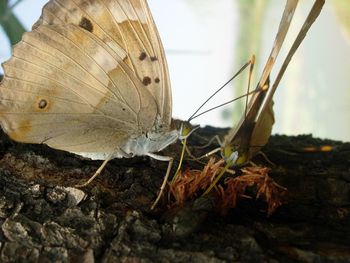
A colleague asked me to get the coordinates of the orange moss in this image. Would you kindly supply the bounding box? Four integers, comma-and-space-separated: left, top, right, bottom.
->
168, 158, 287, 216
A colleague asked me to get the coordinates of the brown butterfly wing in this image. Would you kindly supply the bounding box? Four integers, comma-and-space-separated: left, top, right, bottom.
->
224, 0, 325, 160
223, 0, 299, 151
0, 0, 170, 159
249, 0, 325, 158
34, 0, 171, 123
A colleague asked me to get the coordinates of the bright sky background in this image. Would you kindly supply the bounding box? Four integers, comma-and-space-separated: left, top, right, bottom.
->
0, 0, 237, 128
1, 0, 350, 142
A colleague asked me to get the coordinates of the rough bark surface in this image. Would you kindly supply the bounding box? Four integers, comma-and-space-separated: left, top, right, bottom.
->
0, 125, 349, 263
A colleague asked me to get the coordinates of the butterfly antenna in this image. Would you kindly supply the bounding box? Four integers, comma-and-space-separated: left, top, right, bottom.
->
187, 58, 253, 122
189, 85, 267, 121
245, 55, 256, 119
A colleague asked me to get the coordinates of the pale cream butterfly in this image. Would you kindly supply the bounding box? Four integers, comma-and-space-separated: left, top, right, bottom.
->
0, 0, 193, 209
200, 0, 325, 194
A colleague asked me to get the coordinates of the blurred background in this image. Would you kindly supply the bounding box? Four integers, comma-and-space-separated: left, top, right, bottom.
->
0, 0, 349, 141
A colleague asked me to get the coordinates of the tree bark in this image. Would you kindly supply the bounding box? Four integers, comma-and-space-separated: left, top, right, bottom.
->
0, 125, 349, 263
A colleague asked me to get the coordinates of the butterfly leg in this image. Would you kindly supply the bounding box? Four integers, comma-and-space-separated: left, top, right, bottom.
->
256, 151, 276, 167
185, 134, 223, 162
75, 154, 114, 188
194, 146, 222, 161
147, 153, 173, 210
190, 134, 222, 152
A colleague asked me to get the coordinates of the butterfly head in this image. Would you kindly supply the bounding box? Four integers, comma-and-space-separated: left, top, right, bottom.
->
178, 121, 199, 140
221, 144, 248, 166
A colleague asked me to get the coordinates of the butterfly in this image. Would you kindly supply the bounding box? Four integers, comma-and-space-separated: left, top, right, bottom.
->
0, 0, 192, 209
202, 0, 325, 194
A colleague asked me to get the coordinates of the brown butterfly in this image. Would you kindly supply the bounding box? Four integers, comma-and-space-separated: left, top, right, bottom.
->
0, 0, 194, 209
202, 0, 325, 194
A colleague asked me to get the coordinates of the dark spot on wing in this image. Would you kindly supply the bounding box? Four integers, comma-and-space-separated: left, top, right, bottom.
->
122, 108, 126, 111
155, 77, 160, 83
38, 99, 48, 109
150, 56, 158, 61
79, 17, 93, 32
143, 76, 152, 86
139, 52, 147, 61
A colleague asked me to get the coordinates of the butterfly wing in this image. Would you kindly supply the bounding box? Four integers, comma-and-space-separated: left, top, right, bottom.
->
256, 0, 326, 124
0, 0, 170, 159
250, 0, 325, 155
224, 0, 299, 150
35, 0, 171, 122
224, 0, 325, 161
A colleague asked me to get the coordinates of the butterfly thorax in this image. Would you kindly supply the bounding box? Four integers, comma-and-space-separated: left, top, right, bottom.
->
221, 116, 258, 166
120, 129, 179, 158
222, 79, 270, 164
76, 128, 179, 161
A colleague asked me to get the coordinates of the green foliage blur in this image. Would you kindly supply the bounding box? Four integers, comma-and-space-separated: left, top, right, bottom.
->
0, 0, 26, 45
332, 0, 350, 40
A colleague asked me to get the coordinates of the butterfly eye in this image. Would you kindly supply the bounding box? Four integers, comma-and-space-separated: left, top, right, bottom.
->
79, 17, 93, 33
181, 124, 191, 137
236, 154, 248, 166
179, 123, 199, 139
222, 145, 233, 158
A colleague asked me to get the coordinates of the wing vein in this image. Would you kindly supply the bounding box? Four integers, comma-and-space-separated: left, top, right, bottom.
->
1, 77, 91, 106
18, 39, 121, 108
